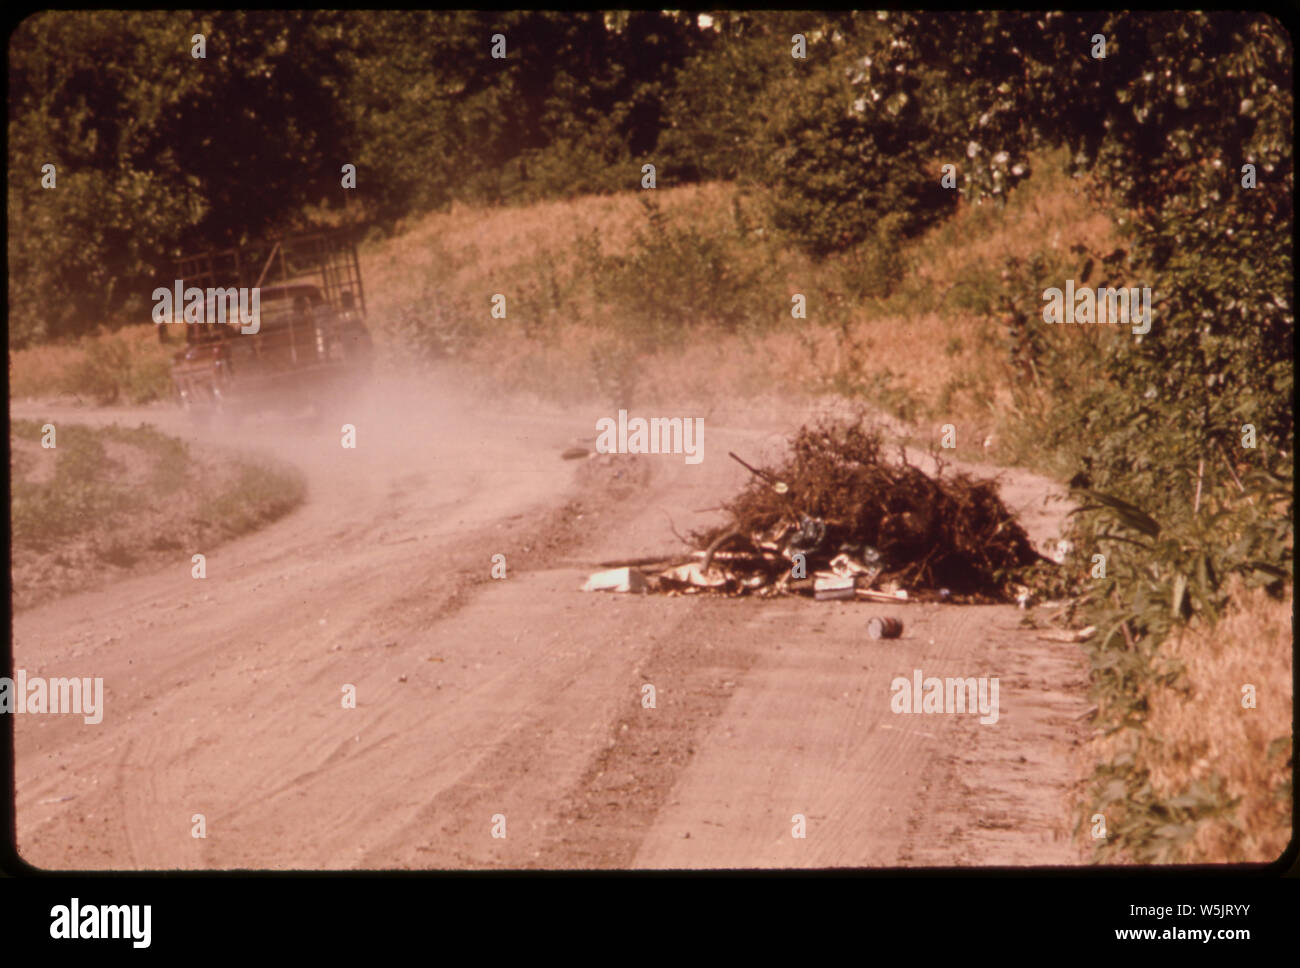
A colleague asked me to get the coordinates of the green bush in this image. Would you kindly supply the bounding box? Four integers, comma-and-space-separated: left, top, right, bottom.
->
834, 212, 911, 302
583, 196, 781, 350
756, 43, 957, 259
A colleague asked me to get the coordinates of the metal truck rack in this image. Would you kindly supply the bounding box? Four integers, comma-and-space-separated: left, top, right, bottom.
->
176, 228, 367, 339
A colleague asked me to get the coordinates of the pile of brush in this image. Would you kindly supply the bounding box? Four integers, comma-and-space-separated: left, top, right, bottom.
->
584, 420, 1044, 603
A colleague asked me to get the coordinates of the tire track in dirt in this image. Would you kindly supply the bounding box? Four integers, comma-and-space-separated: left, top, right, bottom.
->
523, 601, 762, 869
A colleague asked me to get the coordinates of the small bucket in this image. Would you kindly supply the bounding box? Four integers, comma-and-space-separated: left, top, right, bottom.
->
867, 616, 903, 640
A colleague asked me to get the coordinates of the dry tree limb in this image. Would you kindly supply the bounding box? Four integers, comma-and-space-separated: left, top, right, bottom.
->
1213, 440, 1247, 494
701, 528, 750, 572
659, 508, 691, 546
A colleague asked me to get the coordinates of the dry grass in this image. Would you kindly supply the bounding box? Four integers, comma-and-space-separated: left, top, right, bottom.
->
359, 182, 740, 348
9, 340, 85, 400
1087, 583, 1293, 864
910, 173, 1116, 288
10, 324, 174, 404
1147, 584, 1293, 863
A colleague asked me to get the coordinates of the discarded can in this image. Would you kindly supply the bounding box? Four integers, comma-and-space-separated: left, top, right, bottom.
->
867, 616, 903, 640
938, 588, 952, 602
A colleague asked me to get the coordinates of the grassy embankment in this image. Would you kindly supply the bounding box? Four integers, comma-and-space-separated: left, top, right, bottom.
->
10, 419, 305, 610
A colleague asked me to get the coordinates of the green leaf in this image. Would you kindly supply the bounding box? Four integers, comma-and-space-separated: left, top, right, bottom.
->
1071, 490, 1162, 537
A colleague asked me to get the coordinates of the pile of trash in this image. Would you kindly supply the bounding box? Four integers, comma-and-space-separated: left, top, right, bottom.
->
583, 420, 1044, 604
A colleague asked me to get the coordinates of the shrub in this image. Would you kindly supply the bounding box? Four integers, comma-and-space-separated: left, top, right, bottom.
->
583, 196, 781, 350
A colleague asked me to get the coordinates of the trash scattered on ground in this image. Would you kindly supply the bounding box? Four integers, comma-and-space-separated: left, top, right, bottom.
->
857, 587, 909, 603
867, 616, 904, 639
561, 446, 591, 460
581, 420, 1048, 603
813, 575, 856, 600
582, 566, 648, 593
1035, 625, 1096, 643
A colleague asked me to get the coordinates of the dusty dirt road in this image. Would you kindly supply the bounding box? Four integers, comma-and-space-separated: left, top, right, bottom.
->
11, 379, 1092, 869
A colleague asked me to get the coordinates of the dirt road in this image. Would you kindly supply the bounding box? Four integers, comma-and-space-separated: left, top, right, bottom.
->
11, 381, 1092, 869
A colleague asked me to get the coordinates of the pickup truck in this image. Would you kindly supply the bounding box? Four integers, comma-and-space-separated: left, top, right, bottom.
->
168, 231, 374, 423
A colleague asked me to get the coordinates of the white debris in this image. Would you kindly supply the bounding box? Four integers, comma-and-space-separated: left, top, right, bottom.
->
581, 567, 648, 593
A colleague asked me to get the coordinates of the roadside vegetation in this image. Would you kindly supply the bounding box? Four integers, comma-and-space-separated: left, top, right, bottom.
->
366, 147, 1113, 436
10, 419, 305, 610
10, 325, 174, 405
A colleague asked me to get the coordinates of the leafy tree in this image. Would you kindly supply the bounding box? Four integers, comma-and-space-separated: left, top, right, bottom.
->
9, 11, 356, 344
340, 11, 695, 210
